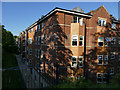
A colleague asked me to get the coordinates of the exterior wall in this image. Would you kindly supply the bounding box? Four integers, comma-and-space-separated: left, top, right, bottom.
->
18, 6, 120, 87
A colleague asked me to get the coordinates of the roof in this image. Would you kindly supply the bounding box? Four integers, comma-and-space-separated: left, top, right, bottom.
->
25, 7, 92, 31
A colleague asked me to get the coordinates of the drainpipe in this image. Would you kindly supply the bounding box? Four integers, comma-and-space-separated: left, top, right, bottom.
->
83, 18, 87, 80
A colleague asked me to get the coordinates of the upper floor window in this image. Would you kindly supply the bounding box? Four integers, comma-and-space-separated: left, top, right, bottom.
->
104, 55, 108, 65
36, 26, 37, 31
38, 24, 40, 30
111, 23, 116, 29
41, 50, 44, 58
111, 37, 116, 44
41, 35, 44, 44
38, 49, 40, 59
38, 36, 40, 45
29, 49, 32, 55
79, 36, 84, 46
110, 52, 115, 59
72, 35, 78, 46
118, 37, 120, 44
118, 52, 120, 61
35, 37, 37, 45
98, 37, 104, 47
97, 55, 103, 65
31, 28, 33, 32
42, 23, 44, 28
29, 38, 32, 44
71, 56, 77, 67
79, 56, 83, 67
109, 67, 114, 75
98, 19, 106, 26
73, 16, 83, 26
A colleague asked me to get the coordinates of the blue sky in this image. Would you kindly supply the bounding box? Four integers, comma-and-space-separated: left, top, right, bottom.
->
2, 2, 119, 36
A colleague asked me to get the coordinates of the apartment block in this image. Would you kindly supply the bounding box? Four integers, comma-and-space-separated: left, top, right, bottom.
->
18, 5, 120, 86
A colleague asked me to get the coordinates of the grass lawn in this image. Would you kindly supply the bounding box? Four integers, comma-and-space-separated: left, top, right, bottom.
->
2, 50, 25, 88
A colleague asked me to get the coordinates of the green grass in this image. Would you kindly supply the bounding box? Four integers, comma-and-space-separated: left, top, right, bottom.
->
2, 50, 25, 88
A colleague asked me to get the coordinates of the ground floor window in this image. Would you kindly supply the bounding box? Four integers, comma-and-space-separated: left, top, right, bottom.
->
97, 73, 103, 83
71, 56, 77, 67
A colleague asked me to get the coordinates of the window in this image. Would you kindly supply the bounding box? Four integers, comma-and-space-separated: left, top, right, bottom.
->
98, 37, 104, 47
41, 50, 44, 58
29, 38, 32, 44
109, 67, 114, 75
29, 59, 32, 65
35, 37, 37, 45
110, 52, 115, 59
98, 19, 106, 26
42, 23, 44, 28
104, 55, 108, 65
29, 30, 32, 33
79, 36, 84, 46
35, 26, 37, 33
31, 28, 33, 32
118, 52, 120, 61
29, 49, 32, 55
73, 16, 83, 26
111, 37, 116, 44
111, 23, 116, 29
97, 73, 103, 83
79, 56, 83, 67
118, 67, 120, 74
38, 49, 40, 59
118, 37, 120, 44
38, 24, 40, 30
71, 56, 77, 67
72, 35, 78, 46
105, 37, 110, 47
41, 35, 44, 44
35, 49, 37, 57
97, 55, 103, 65
38, 36, 40, 45
103, 73, 108, 83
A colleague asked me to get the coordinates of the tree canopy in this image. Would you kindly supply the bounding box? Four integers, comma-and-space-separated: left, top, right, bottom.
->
2, 25, 18, 53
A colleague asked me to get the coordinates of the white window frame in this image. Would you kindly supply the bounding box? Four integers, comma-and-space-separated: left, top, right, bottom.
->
109, 67, 114, 75
79, 36, 84, 47
97, 73, 103, 83
118, 52, 120, 61
118, 37, 120, 44
79, 56, 83, 67
111, 23, 116, 29
29, 49, 32, 55
72, 35, 78, 47
41, 50, 44, 58
111, 37, 116, 44
38, 49, 40, 59
98, 37, 104, 47
118, 67, 120, 74
38, 36, 40, 45
71, 56, 77, 67
73, 16, 83, 26
29, 38, 32, 44
105, 37, 109, 47
97, 55, 103, 65
41, 35, 44, 44
103, 73, 108, 83
104, 55, 108, 65
98, 19, 106, 26
35, 36, 37, 45
110, 52, 115, 59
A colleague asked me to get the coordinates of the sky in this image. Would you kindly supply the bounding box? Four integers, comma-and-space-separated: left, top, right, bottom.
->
2, 2, 119, 36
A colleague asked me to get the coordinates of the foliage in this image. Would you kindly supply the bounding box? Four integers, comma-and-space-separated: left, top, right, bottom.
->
51, 75, 120, 88
1, 25, 18, 53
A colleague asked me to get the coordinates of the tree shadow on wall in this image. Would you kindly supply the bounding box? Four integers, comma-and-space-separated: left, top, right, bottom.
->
40, 14, 73, 85
83, 21, 120, 84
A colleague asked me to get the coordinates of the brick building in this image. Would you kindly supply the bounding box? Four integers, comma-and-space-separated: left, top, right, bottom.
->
18, 5, 120, 86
